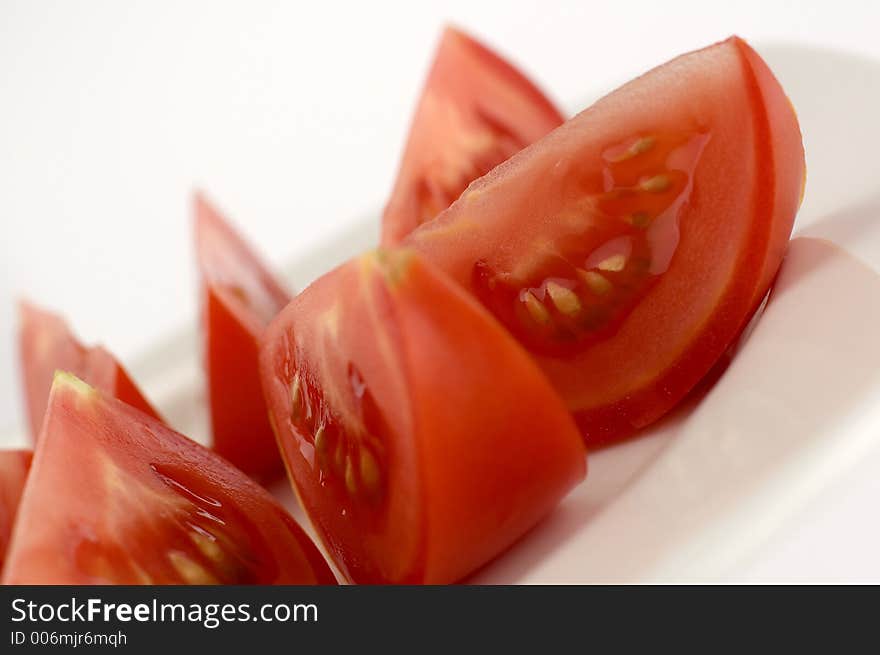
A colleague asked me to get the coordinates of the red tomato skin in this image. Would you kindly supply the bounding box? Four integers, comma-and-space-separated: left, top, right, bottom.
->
2, 374, 335, 585
407, 36, 805, 447
194, 193, 290, 481
203, 289, 286, 480
260, 250, 586, 584
738, 39, 806, 301
0, 450, 32, 572
18, 301, 161, 441
394, 254, 586, 583
381, 26, 565, 245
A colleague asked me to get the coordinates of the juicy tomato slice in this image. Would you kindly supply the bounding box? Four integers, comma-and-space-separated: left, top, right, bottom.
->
194, 193, 291, 480
1, 374, 335, 585
381, 26, 565, 245
260, 249, 585, 584
0, 449, 31, 572
19, 301, 161, 441
407, 36, 805, 446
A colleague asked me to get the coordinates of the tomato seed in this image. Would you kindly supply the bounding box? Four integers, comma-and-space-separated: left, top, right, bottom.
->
522, 290, 551, 325
630, 136, 656, 156
189, 529, 224, 563
290, 373, 302, 420
639, 174, 671, 193
358, 447, 382, 498
579, 270, 613, 295
168, 551, 220, 584
627, 211, 651, 228
606, 135, 656, 162
596, 254, 627, 272
333, 440, 347, 478
545, 281, 582, 317
314, 425, 328, 467
344, 456, 358, 496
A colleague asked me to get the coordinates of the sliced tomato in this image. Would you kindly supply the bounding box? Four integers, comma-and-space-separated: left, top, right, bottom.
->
0, 449, 31, 572
194, 193, 291, 480
381, 26, 565, 245
407, 37, 805, 446
260, 249, 585, 584
2, 373, 335, 584
19, 301, 161, 441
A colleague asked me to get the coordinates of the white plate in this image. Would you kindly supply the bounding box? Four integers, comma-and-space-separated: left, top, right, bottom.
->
3, 42, 880, 583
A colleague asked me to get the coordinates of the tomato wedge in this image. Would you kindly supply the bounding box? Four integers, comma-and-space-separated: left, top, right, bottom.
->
194, 193, 291, 480
381, 26, 565, 245
260, 249, 585, 584
19, 301, 161, 441
2, 373, 335, 584
0, 449, 31, 572
407, 36, 805, 446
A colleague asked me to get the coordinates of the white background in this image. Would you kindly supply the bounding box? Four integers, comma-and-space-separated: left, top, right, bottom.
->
2, 0, 880, 581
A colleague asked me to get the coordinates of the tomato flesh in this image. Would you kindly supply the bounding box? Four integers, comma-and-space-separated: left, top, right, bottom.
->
18, 301, 161, 441
381, 26, 565, 245
194, 193, 291, 480
474, 130, 710, 357
1, 373, 335, 585
0, 450, 31, 573
408, 37, 805, 446
260, 249, 586, 583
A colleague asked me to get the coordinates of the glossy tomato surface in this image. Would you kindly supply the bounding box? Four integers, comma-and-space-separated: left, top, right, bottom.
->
2, 373, 335, 585
0, 450, 31, 572
381, 26, 565, 245
194, 193, 291, 480
408, 37, 805, 446
260, 250, 586, 584
18, 301, 161, 441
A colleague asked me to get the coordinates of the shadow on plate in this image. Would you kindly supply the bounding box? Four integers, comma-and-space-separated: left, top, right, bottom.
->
797, 193, 880, 273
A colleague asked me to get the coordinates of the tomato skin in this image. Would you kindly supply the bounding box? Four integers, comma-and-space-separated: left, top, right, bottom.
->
2, 374, 335, 585
260, 250, 585, 584
396, 254, 586, 582
0, 450, 31, 573
194, 193, 291, 480
738, 40, 806, 304
18, 301, 161, 441
202, 289, 284, 479
407, 36, 805, 447
381, 26, 564, 245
